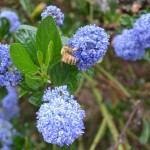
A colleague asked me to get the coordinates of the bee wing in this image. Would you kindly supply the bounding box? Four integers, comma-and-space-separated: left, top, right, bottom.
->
72, 48, 78, 52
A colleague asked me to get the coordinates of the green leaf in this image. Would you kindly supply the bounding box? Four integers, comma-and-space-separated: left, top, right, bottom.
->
13, 135, 25, 150
10, 43, 39, 74
28, 91, 43, 106
143, 49, 150, 62
16, 25, 38, 65
0, 18, 10, 39
25, 75, 44, 90
36, 16, 62, 60
146, 6, 150, 13
86, 68, 94, 77
47, 41, 54, 65
49, 62, 79, 91
48, 41, 60, 67
77, 73, 84, 80
44, 42, 52, 68
0, 86, 7, 101
19, 0, 33, 13
140, 119, 150, 144
108, 0, 117, 14
19, 81, 30, 90
67, 65, 79, 93
49, 62, 70, 86
18, 89, 29, 99
120, 14, 133, 28
37, 50, 43, 67
67, 82, 78, 94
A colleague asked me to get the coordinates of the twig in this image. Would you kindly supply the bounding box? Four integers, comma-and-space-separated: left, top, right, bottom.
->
107, 100, 142, 150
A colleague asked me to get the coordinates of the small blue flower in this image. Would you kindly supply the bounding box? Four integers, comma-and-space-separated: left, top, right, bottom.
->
133, 13, 150, 49
0, 145, 11, 150
43, 85, 72, 102
36, 86, 85, 146
41, 5, 64, 26
0, 43, 22, 88
68, 25, 109, 70
0, 10, 20, 33
1, 87, 20, 120
0, 119, 16, 148
0, 44, 10, 74
0, 109, 6, 120
113, 29, 145, 61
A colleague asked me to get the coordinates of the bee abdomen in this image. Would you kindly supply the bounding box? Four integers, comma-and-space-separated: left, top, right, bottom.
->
62, 54, 78, 65
70, 56, 78, 65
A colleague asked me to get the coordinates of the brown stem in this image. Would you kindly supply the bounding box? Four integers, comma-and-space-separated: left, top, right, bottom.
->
107, 100, 142, 150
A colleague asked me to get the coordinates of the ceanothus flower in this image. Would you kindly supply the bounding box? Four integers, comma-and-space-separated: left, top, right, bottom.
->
36, 86, 85, 146
0, 145, 11, 150
0, 44, 22, 88
0, 10, 20, 33
0, 109, 6, 120
133, 13, 150, 49
43, 85, 72, 102
41, 5, 64, 26
68, 25, 109, 70
113, 29, 145, 61
0, 119, 17, 149
0, 44, 11, 74
1, 87, 20, 120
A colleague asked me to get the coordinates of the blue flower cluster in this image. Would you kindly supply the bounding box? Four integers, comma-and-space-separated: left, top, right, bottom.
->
36, 85, 85, 146
42, 86, 73, 102
0, 87, 20, 120
113, 29, 145, 61
134, 14, 150, 49
0, 119, 17, 149
41, 5, 64, 26
0, 10, 20, 33
113, 13, 150, 61
0, 43, 22, 88
0, 87, 20, 149
68, 25, 109, 70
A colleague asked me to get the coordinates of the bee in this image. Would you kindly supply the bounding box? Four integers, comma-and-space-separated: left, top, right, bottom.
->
61, 45, 78, 65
